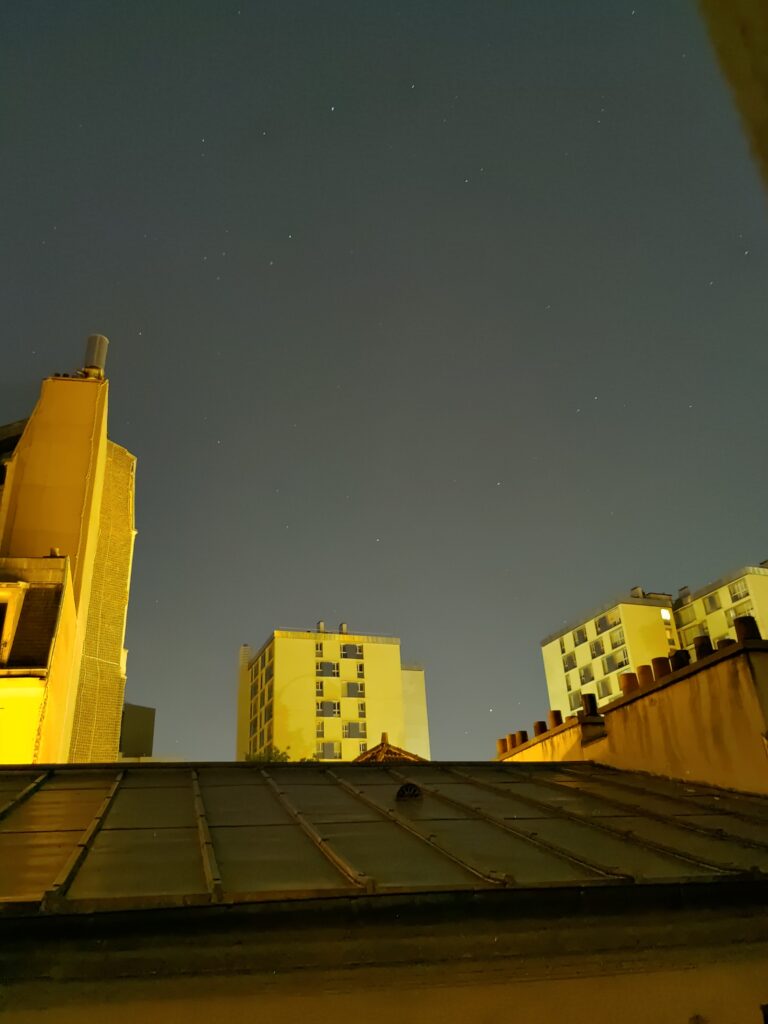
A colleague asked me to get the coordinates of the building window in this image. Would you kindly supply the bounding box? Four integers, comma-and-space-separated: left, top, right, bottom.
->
729, 579, 749, 603
343, 721, 367, 739
264, 702, 273, 722
703, 593, 721, 614
260, 652, 266, 669
249, 720, 257, 736
359, 742, 367, 753
589, 639, 604, 659
660, 608, 672, 622
680, 622, 709, 648
675, 604, 696, 628
341, 643, 363, 659
316, 680, 324, 696
562, 652, 577, 672
726, 600, 754, 626
316, 741, 342, 760
579, 664, 594, 685
259, 690, 265, 708
344, 681, 365, 698
609, 626, 625, 650
316, 700, 341, 717
602, 647, 629, 674
596, 678, 613, 699
594, 608, 620, 635
316, 660, 340, 677
572, 626, 588, 647
357, 663, 365, 679
265, 663, 274, 681
267, 682, 273, 701
358, 701, 366, 718
259, 728, 265, 748
559, 637, 566, 654
564, 673, 572, 692
250, 682, 257, 699
568, 689, 582, 710
316, 720, 324, 738
315, 641, 323, 657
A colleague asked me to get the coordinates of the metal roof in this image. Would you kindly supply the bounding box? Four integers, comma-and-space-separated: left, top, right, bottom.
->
2, 760, 768, 918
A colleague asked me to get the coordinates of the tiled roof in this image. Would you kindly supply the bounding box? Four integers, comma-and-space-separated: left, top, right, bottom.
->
353, 732, 426, 763
2, 760, 768, 918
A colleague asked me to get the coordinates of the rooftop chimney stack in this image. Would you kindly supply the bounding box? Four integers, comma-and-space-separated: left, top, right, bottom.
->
317, 620, 325, 632
339, 622, 348, 634
83, 334, 109, 379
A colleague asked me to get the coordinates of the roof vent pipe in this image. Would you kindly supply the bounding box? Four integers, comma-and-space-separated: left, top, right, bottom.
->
317, 620, 325, 632
339, 622, 348, 634
83, 334, 109, 378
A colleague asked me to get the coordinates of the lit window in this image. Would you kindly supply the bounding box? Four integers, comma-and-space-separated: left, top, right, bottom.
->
729, 579, 749, 603
660, 608, 672, 621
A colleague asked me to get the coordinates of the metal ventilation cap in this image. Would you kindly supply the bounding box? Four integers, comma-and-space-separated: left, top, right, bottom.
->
83, 334, 109, 377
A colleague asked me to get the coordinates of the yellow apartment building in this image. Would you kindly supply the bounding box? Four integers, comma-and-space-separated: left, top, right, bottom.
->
0, 337, 136, 763
542, 589, 677, 717
236, 623, 430, 762
673, 563, 768, 651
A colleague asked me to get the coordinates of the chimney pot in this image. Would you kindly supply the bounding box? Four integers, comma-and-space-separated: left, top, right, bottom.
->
734, 615, 761, 643
619, 671, 639, 696
717, 638, 737, 650
317, 620, 325, 632
83, 334, 109, 377
514, 730, 529, 746
651, 656, 672, 682
636, 664, 655, 688
547, 709, 563, 730
496, 737, 508, 757
533, 720, 547, 736
506, 732, 517, 750
693, 635, 714, 660
669, 649, 691, 671
339, 622, 348, 634
581, 692, 599, 716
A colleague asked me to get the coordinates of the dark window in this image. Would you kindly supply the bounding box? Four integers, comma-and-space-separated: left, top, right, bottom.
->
316, 661, 340, 677
579, 664, 594, 685
357, 663, 365, 679
316, 700, 341, 717
343, 721, 367, 739
358, 701, 366, 718
315, 680, 324, 696
589, 638, 604, 659
562, 653, 576, 672
341, 643, 363, 659
572, 626, 588, 647
315, 641, 323, 657
344, 681, 365, 698
317, 741, 342, 760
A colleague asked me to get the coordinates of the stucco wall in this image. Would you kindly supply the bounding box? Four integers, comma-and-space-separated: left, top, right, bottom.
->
505, 645, 768, 794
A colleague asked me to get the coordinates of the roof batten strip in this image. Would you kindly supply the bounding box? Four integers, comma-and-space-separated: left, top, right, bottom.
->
385, 767, 622, 880
41, 770, 125, 913
447, 767, 736, 875
0, 772, 50, 822
325, 769, 505, 887
191, 770, 224, 902
258, 768, 374, 893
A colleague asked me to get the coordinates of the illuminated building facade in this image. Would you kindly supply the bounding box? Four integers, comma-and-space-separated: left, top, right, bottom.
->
237, 623, 430, 762
542, 563, 768, 720
0, 337, 136, 763
542, 589, 676, 717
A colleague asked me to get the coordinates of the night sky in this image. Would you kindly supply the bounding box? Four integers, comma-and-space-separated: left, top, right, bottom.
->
1, 2, 766, 760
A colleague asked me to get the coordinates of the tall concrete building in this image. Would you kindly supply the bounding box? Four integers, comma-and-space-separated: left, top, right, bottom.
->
541, 562, 768, 719
237, 623, 430, 762
0, 337, 136, 763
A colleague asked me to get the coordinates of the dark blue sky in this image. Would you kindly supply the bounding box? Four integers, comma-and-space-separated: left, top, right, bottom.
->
1, 1, 765, 759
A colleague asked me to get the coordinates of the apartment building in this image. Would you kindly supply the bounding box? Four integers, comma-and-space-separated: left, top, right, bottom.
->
236, 623, 430, 762
541, 562, 768, 720
542, 589, 676, 717
673, 564, 768, 650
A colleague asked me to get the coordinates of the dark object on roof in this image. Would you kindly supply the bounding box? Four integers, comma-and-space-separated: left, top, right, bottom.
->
354, 731, 427, 764
2, 759, 768, 922
119, 703, 155, 758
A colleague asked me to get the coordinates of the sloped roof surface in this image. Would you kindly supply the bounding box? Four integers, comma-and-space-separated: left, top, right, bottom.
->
1, 761, 768, 917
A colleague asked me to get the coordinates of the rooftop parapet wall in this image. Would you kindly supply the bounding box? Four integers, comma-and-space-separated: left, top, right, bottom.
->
500, 629, 768, 795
